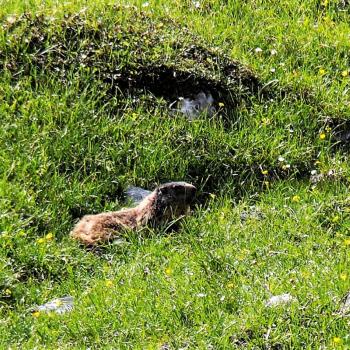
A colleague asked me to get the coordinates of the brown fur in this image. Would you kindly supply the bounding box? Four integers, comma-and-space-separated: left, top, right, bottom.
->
70, 182, 196, 246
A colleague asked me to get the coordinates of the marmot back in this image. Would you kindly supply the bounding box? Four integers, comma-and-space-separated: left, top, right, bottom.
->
70, 182, 196, 246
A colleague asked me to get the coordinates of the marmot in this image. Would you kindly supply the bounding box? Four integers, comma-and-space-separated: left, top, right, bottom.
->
70, 182, 196, 246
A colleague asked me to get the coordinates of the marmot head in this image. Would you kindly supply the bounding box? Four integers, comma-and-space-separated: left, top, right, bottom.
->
153, 181, 196, 221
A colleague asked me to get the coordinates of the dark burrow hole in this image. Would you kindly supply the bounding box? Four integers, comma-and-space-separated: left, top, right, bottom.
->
1, 13, 262, 117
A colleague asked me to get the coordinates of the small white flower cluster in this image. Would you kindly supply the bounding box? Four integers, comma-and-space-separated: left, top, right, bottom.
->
254, 47, 278, 56
278, 156, 290, 170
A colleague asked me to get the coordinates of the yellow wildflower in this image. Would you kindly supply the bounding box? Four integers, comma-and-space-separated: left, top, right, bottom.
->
319, 133, 326, 140
319, 68, 326, 76
218, 102, 225, 107
45, 232, 54, 240
32, 311, 40, 318
301, 270, 311, 279
340, 273, 347, 281
4, 289, 11, 295
105, 280, 113, 288
261, 169, 268, 175
37, 238, 45, 244
292, 195, 300, 203
333, 337, 342, 345
237, 249, 249, 261
343, 239, 350, 246
261, 118, 271, 126
227, 283, 234, 289
341, 70, 348, 77
165, 267, 172, 276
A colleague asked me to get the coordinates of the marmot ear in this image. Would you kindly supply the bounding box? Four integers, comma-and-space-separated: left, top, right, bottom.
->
157, 187, 164, 195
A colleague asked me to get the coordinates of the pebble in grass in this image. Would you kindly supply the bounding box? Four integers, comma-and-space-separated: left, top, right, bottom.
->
34, 296, 74, 315
240, 206, 266, 222
265, 293, 296, 308
170, 91, 215, 120
125, 186, 152, 205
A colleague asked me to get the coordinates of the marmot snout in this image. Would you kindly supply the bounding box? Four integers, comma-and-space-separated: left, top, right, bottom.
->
70, 181, 196, 246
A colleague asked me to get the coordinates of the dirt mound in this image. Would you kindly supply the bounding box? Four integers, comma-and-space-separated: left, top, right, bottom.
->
1, 12, 261, 109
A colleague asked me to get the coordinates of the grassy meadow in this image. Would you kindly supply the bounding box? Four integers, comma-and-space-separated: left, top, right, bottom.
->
1, 0, 350, 348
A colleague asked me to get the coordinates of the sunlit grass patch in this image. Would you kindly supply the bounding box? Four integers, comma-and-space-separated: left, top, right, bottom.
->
1, 1, 350, 348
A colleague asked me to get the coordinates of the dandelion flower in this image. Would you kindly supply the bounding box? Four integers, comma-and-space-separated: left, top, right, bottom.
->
319, 68, 326, 76
45, 232, 54, 240
340, 273, 347, 281
32, 311, 40, 318
292, 195, 300, 203
261, 169, 268, 175
165, 267, 172, 276
333, 337, 342, 345
319, 133, 326, 140
105, 280, 113, 288
341, 70, 348, 77
227, 283, 234, 289
37, 238, 45, 244
301, 270, 311, 279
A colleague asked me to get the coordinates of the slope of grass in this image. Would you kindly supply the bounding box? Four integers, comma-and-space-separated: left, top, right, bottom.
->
1, 1, 350, 348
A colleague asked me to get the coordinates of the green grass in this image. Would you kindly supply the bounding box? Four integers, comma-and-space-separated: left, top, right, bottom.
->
1, 1, 350, 348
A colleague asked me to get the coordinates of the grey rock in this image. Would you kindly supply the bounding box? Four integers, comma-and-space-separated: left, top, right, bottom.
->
125, 186, 152, 205
35, 296, 74, 314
